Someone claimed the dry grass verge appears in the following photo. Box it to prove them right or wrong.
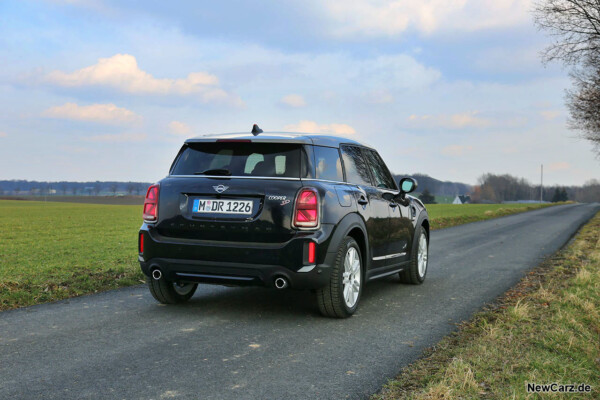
[375,212,600,400]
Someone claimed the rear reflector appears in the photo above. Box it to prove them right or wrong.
[143,184,159,222]
[139,233,144,254]
[308,242,316,264]
[293,188,319,228]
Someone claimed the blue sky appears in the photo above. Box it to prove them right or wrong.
[0,0,597,186]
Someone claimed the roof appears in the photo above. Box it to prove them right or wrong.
[185,132,371,148]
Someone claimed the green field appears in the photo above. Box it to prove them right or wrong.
[0,200,561,310]
[0,200,143,310]
[425,203,559,230]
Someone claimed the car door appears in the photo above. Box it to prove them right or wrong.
[363,149,413,265]
[340,145,391,269]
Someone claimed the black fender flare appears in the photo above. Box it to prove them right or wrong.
[325,212,370,269]
[412,210,430,255]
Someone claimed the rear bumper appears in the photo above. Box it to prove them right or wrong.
[138,224,336,289]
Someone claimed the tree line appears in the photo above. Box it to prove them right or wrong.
[0,180,152,196]
[471,173,599,203]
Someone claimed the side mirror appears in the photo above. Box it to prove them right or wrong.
[399,177,418,194]
[395,178,418,206]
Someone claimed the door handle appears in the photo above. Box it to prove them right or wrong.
[357,194,368,205]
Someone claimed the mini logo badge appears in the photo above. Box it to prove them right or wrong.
[213,185,229,193]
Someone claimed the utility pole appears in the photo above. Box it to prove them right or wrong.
[540,164,543,203]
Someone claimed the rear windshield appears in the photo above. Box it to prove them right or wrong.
[170,142,305,178]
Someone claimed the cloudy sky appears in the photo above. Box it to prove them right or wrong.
[0,0,598,186]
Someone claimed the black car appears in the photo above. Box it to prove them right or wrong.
[138,128,429,318]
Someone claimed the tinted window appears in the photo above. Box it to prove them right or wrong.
[364,149,396,189]
[313,146,343,182]
[171,143,302,178]
[341,146,372,186]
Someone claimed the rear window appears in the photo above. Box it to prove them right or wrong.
[170,142,305,178]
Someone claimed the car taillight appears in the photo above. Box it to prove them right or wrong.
[143,184,159,222]
[294,188,319,228]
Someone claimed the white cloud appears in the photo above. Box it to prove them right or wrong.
[85,133,147,143]
[441,144,474,156]
[540,110,561,120]
[169,121,192,136]
[284,120,356,136]
[408,111,491,129]
[42,102,141,124]
[280,94,306,108]
[45,54,243,105]
[548,161,570,171]
[60,145,92,154]
[367,90,395,104]
[321,0,532,37]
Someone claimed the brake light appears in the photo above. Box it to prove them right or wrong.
[143,184,159,222]
[294,188,319,228]
[139,232,144,254]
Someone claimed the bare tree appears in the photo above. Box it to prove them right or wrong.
[534,0,600,65]
[566,54,600,149]
[126,183,135,195]
[110,184,118,195]
[71,186,78,196]
[534,0,600,153]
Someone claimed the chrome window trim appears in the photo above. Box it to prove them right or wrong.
[372,252,406,261]
[302,178,400,194]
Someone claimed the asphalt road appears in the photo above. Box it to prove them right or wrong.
[1,203,598,400]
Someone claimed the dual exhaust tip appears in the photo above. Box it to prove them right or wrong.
[153,267,289,289]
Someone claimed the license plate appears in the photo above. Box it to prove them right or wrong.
[192,198,253,214]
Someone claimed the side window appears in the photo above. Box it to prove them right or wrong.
[313,146,343,182]
[341,145,372,186]
[364,150,396,190]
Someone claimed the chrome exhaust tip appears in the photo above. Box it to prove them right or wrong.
[274,277,288,289]
[151,269,162,280]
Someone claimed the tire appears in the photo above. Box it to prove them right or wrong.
[147,276,198,304]
[399,226,428,284]
[317,237,363,318]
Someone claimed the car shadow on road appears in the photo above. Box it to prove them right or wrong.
[139,275,412,320]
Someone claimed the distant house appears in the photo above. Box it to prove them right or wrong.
[452,195,471,204]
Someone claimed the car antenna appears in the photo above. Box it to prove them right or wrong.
[251,124,263,136]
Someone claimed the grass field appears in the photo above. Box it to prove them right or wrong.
[0,200,143,310]
[375,212,600,400]
[0,200,562,310]
[425,203,560,230]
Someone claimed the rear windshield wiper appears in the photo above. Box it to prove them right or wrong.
[194,168,232,176]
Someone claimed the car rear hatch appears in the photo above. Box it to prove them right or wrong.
[154,141,310,243]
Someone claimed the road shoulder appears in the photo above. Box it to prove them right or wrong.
[374,211,600,399]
